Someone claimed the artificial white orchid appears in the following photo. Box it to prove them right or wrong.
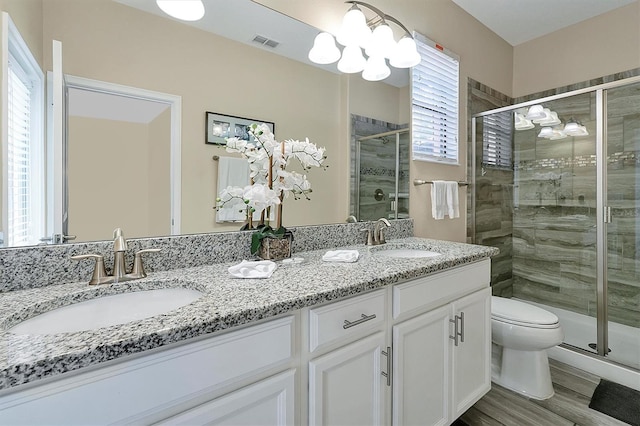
[216,123,327,249]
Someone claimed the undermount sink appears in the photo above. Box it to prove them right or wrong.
[376,248,442,259]
[9,288,203,335]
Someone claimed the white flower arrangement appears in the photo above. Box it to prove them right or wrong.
[216,123,326,253]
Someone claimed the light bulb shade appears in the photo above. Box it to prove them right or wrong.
[336,7,371,47]
[532,108,552,124]
[525,105,545,120]
[389,37,421,68]
[337,45,366,73]
[362,56,391,81]
[538,127,554,138]
[550,129,567,140]
[308,32,341,64]
[563,121,589,136]
[365,24,396,58]
[537,111,561,126]
[156,0,204,21]
[514,112,534,130]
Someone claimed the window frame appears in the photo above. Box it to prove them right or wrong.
[2,12,45,247]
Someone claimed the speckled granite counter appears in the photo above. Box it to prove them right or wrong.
[0,238,498,391]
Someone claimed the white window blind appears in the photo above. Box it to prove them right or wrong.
[7,57,34,246]
[411,33,459,164]
[482,111,513,169]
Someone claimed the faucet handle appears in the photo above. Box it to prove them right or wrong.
[71,254,109,285]
[360,228,373,246]
[130,248,161,278]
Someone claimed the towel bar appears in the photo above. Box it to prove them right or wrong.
[413,179,468,186]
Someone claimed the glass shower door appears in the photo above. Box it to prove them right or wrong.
[357,135,396,222]
[605,81,640,369]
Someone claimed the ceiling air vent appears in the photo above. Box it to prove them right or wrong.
[252,35,280,49]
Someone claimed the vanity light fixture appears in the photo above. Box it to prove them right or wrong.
[514,112,534,130]
[308,1,421,82]
[525,105,546,120]
[156,0,205,21]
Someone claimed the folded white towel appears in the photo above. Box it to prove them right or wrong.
[228,260,277,279]
[322,250,360,263]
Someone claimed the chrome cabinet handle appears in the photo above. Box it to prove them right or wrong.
[343,313,377,329]
[449,312,465,346]
[381,346,392,387]
[449,316,459,346]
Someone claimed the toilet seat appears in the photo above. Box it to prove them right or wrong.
[491,296,559,329]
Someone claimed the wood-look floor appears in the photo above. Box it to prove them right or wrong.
[456,359,630,426]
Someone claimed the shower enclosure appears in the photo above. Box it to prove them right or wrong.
[471,76,640,376]
[354,128,410,222]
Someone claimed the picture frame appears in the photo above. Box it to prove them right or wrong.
[205,111,275,145]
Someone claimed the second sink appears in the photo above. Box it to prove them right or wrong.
[9,288,203,335]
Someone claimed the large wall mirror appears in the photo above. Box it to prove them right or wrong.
[0,0,410,248]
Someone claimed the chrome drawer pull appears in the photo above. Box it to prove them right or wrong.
[343,313,377,329]
[449,316,459,346]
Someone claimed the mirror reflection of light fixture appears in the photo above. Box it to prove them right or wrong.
[537,111,561,126]
[538,126,554,138]
[525,105,546,120]
[308,1,421,82]
[563,120,589,136]
[514,112,534,130]
[156,0,205,21]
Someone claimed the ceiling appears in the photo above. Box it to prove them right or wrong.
[451,0,637,46]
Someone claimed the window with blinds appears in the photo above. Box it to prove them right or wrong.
[7,59,33,246]
[482,111,513,169]
[411,33,459,165]
[3,15,44,247]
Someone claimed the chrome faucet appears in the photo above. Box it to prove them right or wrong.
[362,218,392,246]
[72,228,160,285]
[374,218,391,245]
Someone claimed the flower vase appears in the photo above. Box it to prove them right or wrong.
[258,233,292,260]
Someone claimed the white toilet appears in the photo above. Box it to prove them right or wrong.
[491,296,564,400]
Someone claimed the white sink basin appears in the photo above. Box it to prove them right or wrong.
[376,248,442,259]
[9,288,203,335]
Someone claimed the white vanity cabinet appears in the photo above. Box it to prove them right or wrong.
[0,316,296,425]
[306,289,388,426]
[391,260,491,426]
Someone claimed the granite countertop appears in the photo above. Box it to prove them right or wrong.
[0,237,498,391]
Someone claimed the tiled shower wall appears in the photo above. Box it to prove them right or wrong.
[467,79,514,297]
[350,115,409,222]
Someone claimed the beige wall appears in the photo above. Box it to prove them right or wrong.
[147,108,171,237]
[68,117,152,241]
[2,0,42,67]
[258,0,514,242]
[513,1,640,97]
[42,0,348,235]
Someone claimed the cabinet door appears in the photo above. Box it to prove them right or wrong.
[392,305,451,426]
[157,369,296,425]
[309,332,387,426]
[450,287,491,419]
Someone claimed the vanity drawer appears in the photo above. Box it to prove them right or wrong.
[393,260,490,319]
[309,289,386,353]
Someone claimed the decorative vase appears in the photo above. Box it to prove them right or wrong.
[258,233,292,260]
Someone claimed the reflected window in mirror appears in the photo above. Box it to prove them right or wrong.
[2,14,45,247]
[482,111,513,169]
[411,32,459,165]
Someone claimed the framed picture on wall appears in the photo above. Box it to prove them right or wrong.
[205,112,275,145]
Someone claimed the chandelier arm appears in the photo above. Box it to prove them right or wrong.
[344,1,413,38]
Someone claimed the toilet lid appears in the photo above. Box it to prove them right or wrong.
[491,296,559,327]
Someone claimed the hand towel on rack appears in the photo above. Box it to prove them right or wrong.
[431,180,447,219]
[430,180,459,219]
[216,157,250,222]
[445,181,459,219]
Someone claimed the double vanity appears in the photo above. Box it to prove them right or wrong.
[0,222,497,425]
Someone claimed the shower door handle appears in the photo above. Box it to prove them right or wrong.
[604,206,612,223]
